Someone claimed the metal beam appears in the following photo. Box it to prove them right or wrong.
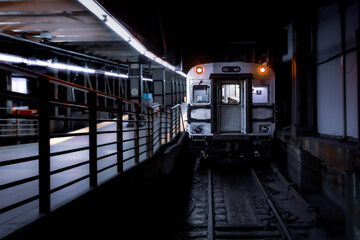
[0,10,89,17]
[0,0,84,12]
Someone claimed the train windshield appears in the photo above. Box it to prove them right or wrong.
[193,85,210,104]
[222,84,240,104]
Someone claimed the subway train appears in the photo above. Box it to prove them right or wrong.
[186,61,275,162]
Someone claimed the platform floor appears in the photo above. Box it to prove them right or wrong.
[0,119,154,237]
[0,103,187,238]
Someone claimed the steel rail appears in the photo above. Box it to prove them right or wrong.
[250,168,294,240]
[207,168,214,240]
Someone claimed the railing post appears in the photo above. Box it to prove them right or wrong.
[38,78,51,213]
[170,108,173,141]
[150,107,154,156]
[164,108,168,144]
[159,107,163,145]
[174,106,178,135]
[176,106,179,134]
[116,99,123,173]
[134,104,140,164]
[147,107,154,157]
[180,105,185,132]
[178,106,181,133]
[88,91,97,188]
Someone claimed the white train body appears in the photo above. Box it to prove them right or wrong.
[186,61,275,159]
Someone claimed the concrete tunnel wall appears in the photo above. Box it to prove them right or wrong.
[277,0,360,238]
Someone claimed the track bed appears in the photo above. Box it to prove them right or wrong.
[172,161,343,239]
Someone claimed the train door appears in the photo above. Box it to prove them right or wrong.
[211,74,253,135]
[218,80,245,133]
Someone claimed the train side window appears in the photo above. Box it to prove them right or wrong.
[192,85,210,104]
[222,84,240,104]
[252,85,269,103]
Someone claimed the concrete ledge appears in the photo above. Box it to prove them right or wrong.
[277,130,359,173]
[276,130,360,239]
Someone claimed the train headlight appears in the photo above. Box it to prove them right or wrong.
[259,125,270,133]
[195,66,204,74]
[192,124,203,134]
[194,126,202,133]
[258,66,266,73]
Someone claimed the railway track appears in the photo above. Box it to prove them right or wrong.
[172,161,333,240]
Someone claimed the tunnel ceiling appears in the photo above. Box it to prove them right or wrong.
[0,0,151,64]
[0,0,323,72]
[97,0,324,69]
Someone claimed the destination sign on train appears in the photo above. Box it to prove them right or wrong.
[222,66,241,72]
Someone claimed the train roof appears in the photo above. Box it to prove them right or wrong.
[187,61,275,81]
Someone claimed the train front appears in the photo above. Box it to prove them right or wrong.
[186,62,275,162]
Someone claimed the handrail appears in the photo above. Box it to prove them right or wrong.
[0,61,184,228]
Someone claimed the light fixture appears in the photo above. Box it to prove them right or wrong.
[195,66,204,74]
[77,0,186,78]
[259,66,266,73]
[105,71,128,78]
[0,53,23,63]
[47,62,96,74]
[142,77,153,82]
[0,53,130,77]
[176,70,187,78]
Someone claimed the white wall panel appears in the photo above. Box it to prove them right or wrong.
[346,51,358,138]
[317,58,344,137]
[316,0,358,139]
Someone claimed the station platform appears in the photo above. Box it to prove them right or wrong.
[0,103,188,239]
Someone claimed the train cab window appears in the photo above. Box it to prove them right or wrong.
[222,84,240,104]
[193,85,210,104]
[252,85,269,103]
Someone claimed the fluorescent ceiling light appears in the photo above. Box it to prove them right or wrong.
[25,59,49,67]
[47,62,96,74]
[105,71,128,78]
[77,0,187,78]
[0,53,128,77]
[0,53,23,63]
[176,71,187,78]
[144,51,156,61]
[142,77,153,82]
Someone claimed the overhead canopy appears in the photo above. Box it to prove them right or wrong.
[0,0,185,75]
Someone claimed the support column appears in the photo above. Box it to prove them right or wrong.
[165,70,173,107]
[181,77,186,102]
[153,68,165,105]
[357,29,360,150]
[345,170,360,240]
[175,77,180,104]
[291,17,317,139]
[0,71,12,114]
[129,63,143,103]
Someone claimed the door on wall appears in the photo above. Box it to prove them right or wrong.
[218,80,246,133]
[211,73,253,135]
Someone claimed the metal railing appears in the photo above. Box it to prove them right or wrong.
[0,118,38,138]
[0,61,184,224]
[0,107,39,138]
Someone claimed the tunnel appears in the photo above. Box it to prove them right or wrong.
[0,0,359,239]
